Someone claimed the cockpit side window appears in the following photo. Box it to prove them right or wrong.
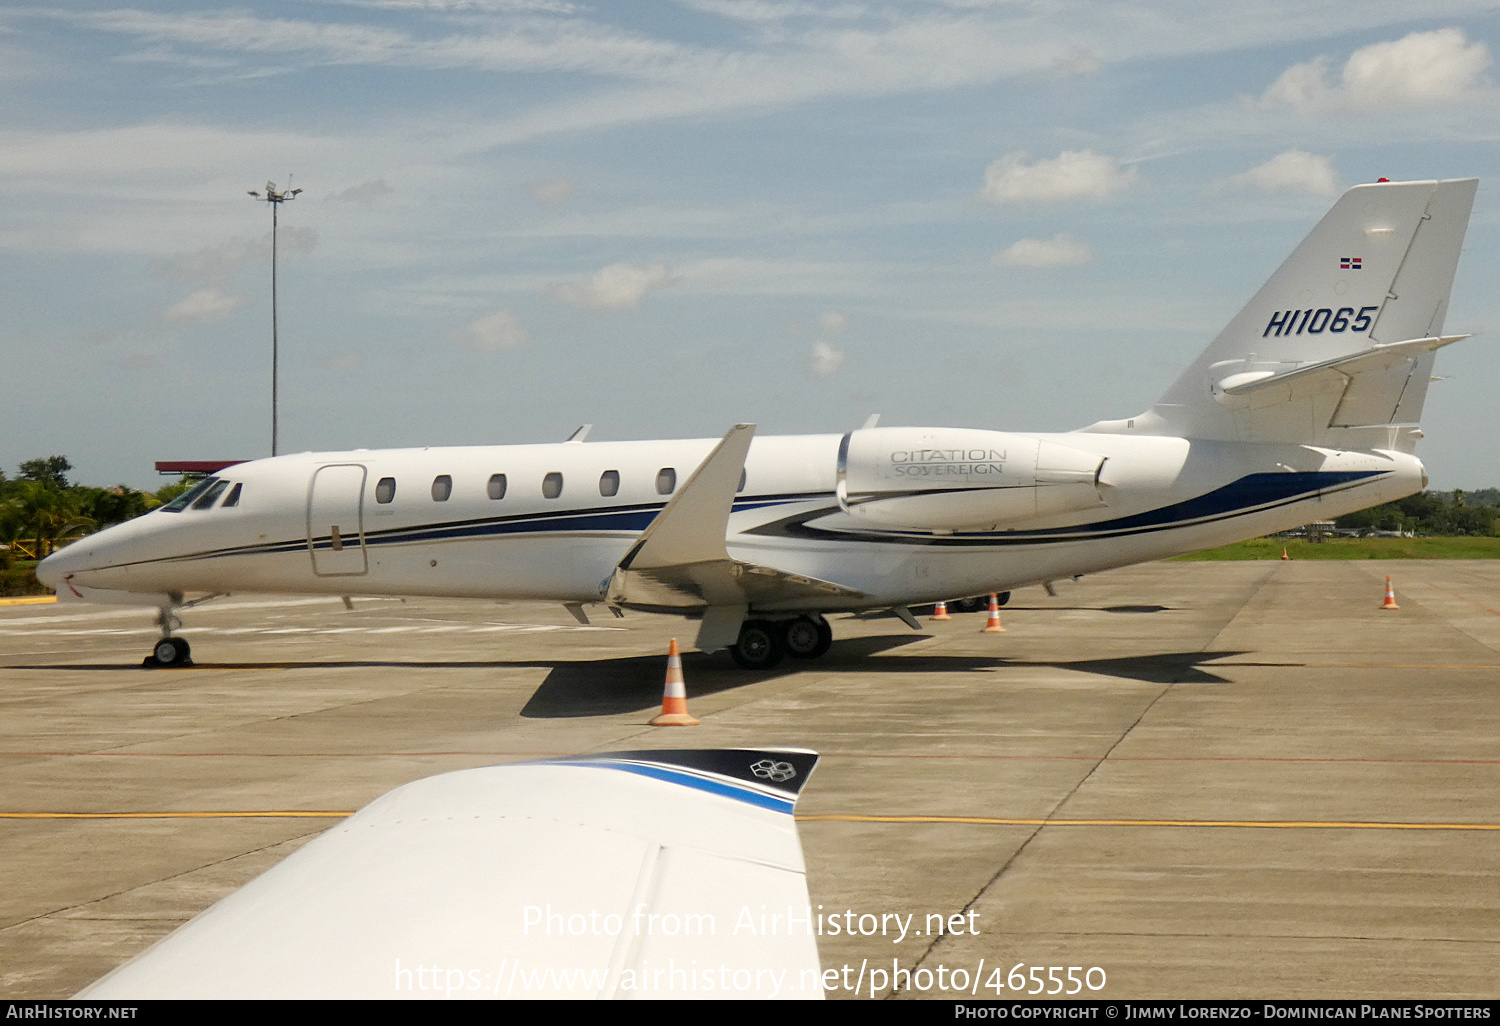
[160,477,219,513]
[221,483,243,508]
[191,480,230,510]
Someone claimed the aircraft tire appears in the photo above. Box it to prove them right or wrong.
[730,620,785,670]
[150,637,192,668]
[996,591,1011,606]
[782,616,832,659]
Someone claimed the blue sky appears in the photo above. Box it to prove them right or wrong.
[2,1,1497,489]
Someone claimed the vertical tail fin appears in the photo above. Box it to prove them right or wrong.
[1133,178,1477,448]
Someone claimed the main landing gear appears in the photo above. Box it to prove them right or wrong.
[729,615,833,670]
[955,592,1009,613]
[144,606,192,668]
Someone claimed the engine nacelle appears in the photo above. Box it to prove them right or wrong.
[837,427,1107,531]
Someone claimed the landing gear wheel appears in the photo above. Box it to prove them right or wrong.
[730,619,785,670]
[147,636,192,668]
[996,591,1011,607]
[782,616,833,659]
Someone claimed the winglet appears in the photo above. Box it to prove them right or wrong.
[618,424,755,571]
[608,423,862,628]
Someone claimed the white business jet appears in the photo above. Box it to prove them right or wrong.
[38,178,1478,669]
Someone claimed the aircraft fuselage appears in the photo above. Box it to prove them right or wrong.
[42,431,1421,612]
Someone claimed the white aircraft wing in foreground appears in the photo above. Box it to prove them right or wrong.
[79,748,823,1000]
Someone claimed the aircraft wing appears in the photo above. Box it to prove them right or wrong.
[607,423,862,613]
[79,749,823,1000]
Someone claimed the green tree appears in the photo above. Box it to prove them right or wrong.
[154,478,194,505]
[18,456,72,489]
[10,481,94,558]
[0,497,24,569]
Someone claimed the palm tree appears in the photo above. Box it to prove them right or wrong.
[11,481,95,560]
[0,498,25,569]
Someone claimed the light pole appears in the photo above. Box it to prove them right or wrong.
[247,180,301,457]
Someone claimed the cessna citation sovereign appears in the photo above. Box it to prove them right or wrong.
[39,178,1478,669]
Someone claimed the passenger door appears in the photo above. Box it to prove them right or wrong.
[308,464,368,576]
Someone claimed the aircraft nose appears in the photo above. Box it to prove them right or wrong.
[35,548,71,589]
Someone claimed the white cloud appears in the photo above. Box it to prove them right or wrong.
[463,309,530,351]
[332,1,579,11]
[164,229,317,288]
[164,237,260,287]
[273,226,320,256]
[818,309,847,333]
[327,179,394,204]
[980,150,1136,205]
[546,262,678,311]
[809,339,845,378]
[161,288,250,323]
[1231,151,1337,196]
[526,178,576,205]
[1260,28,1491,111]
[674,0,860,21]
[992,234,1092,268]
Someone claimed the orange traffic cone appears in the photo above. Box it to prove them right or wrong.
[931,600,952,621]
[650,639,699,726]
[1281,547,1290,560]
[981,593,1007,633]
[1379,576,1400,610]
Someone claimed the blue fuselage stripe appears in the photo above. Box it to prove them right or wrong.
[135,470,1386,567]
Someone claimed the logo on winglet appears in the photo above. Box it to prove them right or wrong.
[750,759,796,782]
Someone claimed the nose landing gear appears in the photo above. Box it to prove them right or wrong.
[144,606,192,668]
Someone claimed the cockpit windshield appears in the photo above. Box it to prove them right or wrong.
[159,477,220,513]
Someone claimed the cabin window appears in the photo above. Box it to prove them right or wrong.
[220,483,243,508]
[160,477,219,513]
[191,479,229,510]
[375,477,396,504]
[738,469,746,493]
[599,470,620,497]
[655,467,677,495]
[542,472,564,499]
[487,473,507,500]
[431,475,452,502]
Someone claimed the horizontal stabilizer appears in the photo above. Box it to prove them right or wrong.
[1216,335,1469,398]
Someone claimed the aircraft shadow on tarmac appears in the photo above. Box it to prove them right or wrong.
[520,635,922,718]
[518,643,1249,718]
[5,640,1246,717]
